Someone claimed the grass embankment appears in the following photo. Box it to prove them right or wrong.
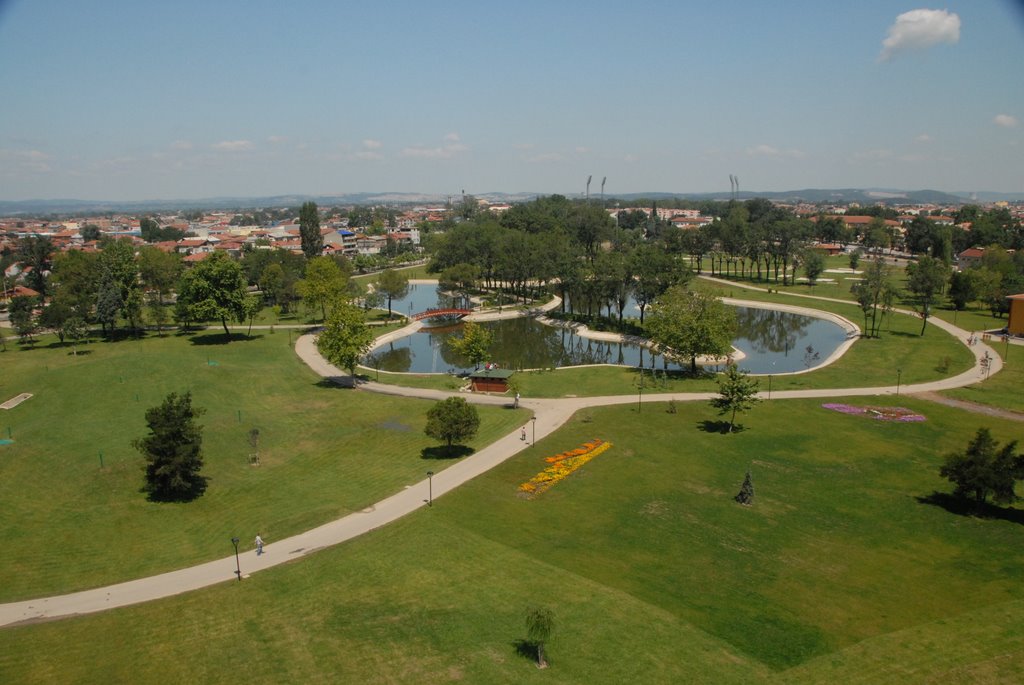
[0,331,527,600]
[2,399,1022,682]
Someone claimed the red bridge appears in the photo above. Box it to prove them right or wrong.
[411,308,472,321]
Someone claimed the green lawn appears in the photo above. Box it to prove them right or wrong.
[0,331,527,600]
[2,399,1022,683]
[942,341,1024,414]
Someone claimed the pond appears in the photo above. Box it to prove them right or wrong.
[369,284,850,375]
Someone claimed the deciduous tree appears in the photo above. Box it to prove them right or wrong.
[176,252,250,337]
[906,255,949,336]
[424,397,480,450]
[525,606,555,669]
[711,365,761,433]
[647,286,737,373]
[450,321,493,369]
[316,302,374,380]
[375,268,409,320]
[297,255,348,321]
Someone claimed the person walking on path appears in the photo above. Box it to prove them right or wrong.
[255,534,264,556]
[514,392,520,408]
[521,426,527,441]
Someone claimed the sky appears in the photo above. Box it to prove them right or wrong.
[1,0,1023,201]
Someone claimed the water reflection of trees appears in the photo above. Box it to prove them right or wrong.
[373,345,413,373]
[735,307,812,354]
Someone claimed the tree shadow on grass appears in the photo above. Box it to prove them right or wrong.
[916,491,1024,525]
[512,639,539,663]
[188,332,262,345]
[315,376,357,390]
[421,445,474,460]
[697,420,745,434]
[141,476,209,503]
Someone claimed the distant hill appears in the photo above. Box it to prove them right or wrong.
[1,188,1020,216]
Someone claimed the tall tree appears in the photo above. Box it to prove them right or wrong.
[297,255,348,321]
[451,321,493,369]
[299,201,323,259]
[906,256,949,336]
[711,365,761,433]
[138,246,182,306]
[424,397,480,450]
[632,245,685,325]
[940,428,1022,506]
[802,249,826,287]
[134,391,207,501]
[375,268,410,320]
[647,286,737,373]
[9,295,38,344]
[316,302,374,380]
[16,236,54,296]
[50,249,99,320]
[176,251,250,336]
[99,239,142,334]
[850,258,893,338]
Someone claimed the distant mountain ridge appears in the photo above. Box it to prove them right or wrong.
[1,188,1021,215]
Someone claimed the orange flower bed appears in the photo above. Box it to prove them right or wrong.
[519,439,612,498]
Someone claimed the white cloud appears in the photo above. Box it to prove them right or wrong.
[353,151,384,161]
[745,144,805,159]
[362,139,383,149]
[170,140,193,150]
[212,140,254,152]
[994,114,1019,128]
[267,135,288,144]
[0,148,52,173]
[853,148,895,161]
[879,9,960,62]
[401,135,468,159]
[914,133,932,142]
[524,152,564,163]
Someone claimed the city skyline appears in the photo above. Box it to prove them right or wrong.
[1,0,1023,202]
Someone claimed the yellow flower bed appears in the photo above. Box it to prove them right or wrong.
[519,439,612,498]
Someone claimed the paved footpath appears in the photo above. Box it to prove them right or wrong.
[0,293,1005,628]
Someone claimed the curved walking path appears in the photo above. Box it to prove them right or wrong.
[0,287,1006,628]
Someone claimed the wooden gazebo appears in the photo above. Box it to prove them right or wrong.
[468,368,514,393]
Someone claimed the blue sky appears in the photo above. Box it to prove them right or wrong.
[1,0,1022,201]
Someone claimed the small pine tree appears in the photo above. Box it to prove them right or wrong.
[734,471,754,505]
[134,392,207,501]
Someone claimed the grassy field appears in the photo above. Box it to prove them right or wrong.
[2,399,1022,683]
[942,341,1024,414]
[0,330,527,600]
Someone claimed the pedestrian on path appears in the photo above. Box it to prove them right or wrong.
[255,534,264,555]
[514,392,520,408]
[521,426,527,441]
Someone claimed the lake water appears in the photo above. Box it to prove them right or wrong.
[370,284,849,375]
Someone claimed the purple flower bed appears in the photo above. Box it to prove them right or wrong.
[822,403,926,422]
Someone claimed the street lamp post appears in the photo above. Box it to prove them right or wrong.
[531,415,537,448]
[231,536,241,581]
[426,470,433,507]
[767,374,772,400]
[896,368,902,396]
[636,372,643,413]
[1004,334,1010,365]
